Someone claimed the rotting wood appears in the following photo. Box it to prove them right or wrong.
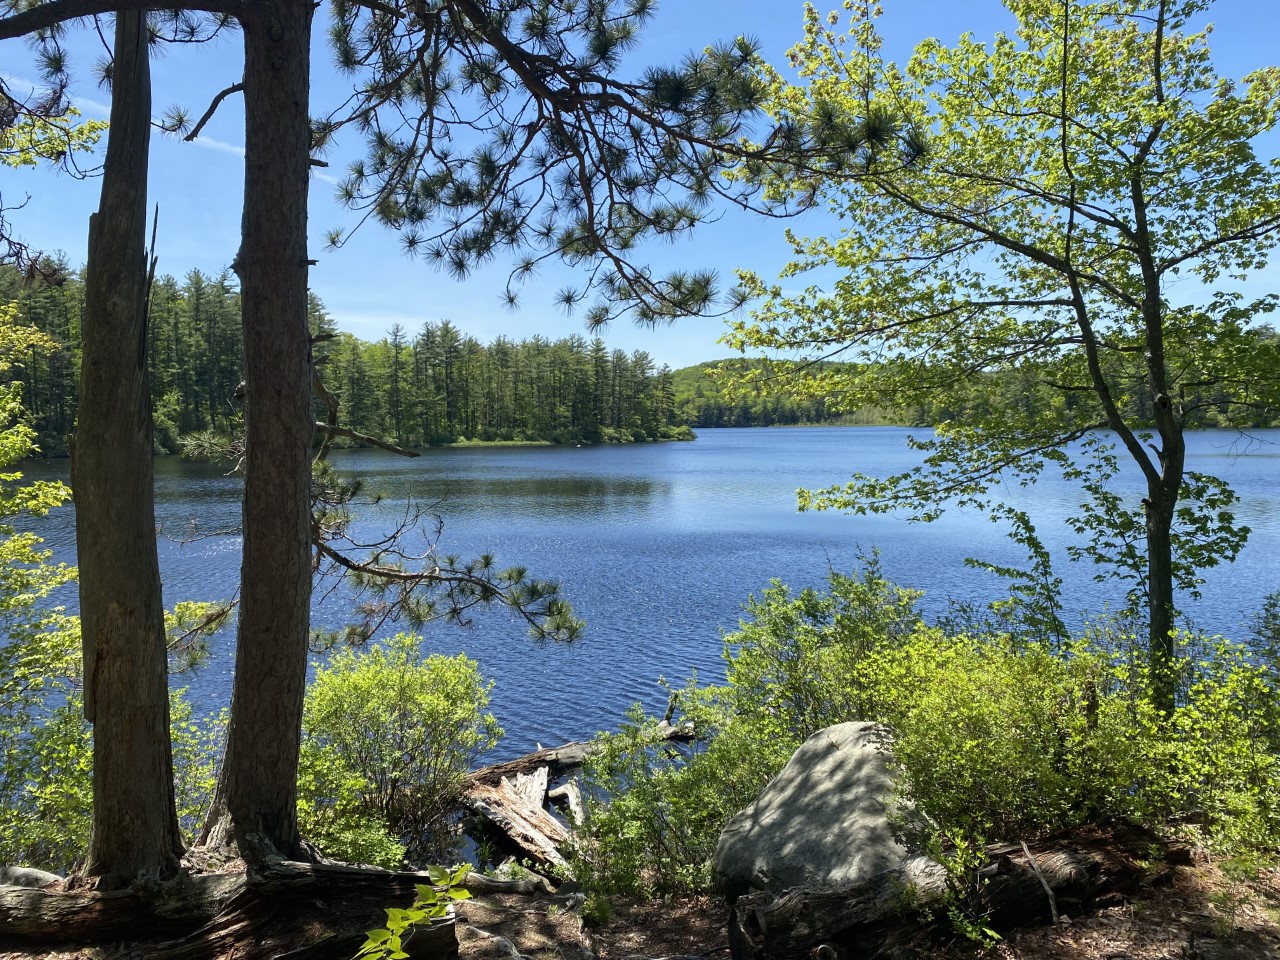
[511,766,550,808]
[465,774,572,869]
[727,841,1126,960]
[461,723,692,867]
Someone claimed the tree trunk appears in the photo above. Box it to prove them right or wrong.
[73,9,182,889]
[1146,484,1179,715]
[202,0,315,858]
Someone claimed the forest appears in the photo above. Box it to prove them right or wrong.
[14,261,1272,451]
[0,263,693,452]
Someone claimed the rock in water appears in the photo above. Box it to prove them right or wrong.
[711,721,914,898]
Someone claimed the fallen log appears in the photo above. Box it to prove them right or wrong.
[461,722,694,866]
[0,870,242,945]
[465,772,572,869]
[727,840,1124,960]
[0,860,460,960]
[150,860,459,960]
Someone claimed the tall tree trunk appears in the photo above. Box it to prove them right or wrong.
[74,9,182,888]
[201,0,315,858]
[1146,478,1180,716]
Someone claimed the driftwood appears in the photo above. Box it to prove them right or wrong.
[0,859,459,959]
[462,722,694,866]
[465,772,572,869]
[728,840,1124,960]
[548,781,586,824]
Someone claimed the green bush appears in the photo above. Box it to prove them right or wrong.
[571,564,925,897]
[0,655,226,873]
[298,634,501,866]
[572,693,791,897]
[720,560,925,741]
[571,570,1280,899]
[856,631,1157,841]
[171,693,227,842]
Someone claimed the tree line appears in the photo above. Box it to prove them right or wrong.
[0,263,691,454]
[672,355,1280,431]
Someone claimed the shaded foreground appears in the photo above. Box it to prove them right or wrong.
[3,828,1280,960]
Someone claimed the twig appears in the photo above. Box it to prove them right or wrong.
[184,81,244,142]
[1020,840,1058,924]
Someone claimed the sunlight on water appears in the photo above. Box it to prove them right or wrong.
[19,427,1280,756]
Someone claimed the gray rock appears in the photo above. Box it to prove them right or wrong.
[711,721,914,898]
[0,864,63,888]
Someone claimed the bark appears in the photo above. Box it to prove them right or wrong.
[201,0,316,858]
[73,9,182,888]
[0,872,241,945]
[1146,485,1180,715]
[727,840,1131,960]
[0,863,457,959]
[1131,157,1186,718]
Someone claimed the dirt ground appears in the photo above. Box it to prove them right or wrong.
[456,859,1280,960]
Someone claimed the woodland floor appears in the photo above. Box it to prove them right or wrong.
[3,848,1279,960]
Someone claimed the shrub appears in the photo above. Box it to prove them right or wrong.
[299,634,501,866]
[719,560,924,742]
[171,693,227,842]
[571,563,925,897]
[571,569,1280,898]
[856,631,1159,841]
[1149,638,1280,854]
[0,656,226,872]
[571,693,791,897]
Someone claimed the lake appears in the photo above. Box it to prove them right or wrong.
[22,426,1280,756]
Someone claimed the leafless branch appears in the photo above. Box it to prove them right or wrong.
[184,81,244,142]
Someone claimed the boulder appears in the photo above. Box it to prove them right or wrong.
[711,721,915,898]
[0,865,62,888]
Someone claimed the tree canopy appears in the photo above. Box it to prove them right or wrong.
[729,0,1280,708]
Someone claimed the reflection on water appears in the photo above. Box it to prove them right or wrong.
[18,427,1280,757]
[371,476,667,521]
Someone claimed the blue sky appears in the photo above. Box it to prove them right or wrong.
[2,0,1277,369]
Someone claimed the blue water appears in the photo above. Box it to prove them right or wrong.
[21,427,1280,755]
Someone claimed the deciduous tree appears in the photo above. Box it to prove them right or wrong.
[731,0,1280,710]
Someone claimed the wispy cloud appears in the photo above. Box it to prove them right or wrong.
[76,96,111,119]
[187,135,246,158]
